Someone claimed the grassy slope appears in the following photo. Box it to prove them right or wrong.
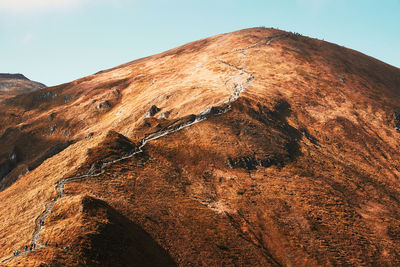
[1,28,400,266]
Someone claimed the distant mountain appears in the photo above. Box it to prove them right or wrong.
[0,73,46,101]
[0,73,29,80]
[0,28,400,266]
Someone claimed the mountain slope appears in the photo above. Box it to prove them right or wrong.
[0,73,45,101]
[0,28,400,266]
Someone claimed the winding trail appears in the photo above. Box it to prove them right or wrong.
[1,34,287,263]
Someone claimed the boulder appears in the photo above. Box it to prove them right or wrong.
[96,101,111,109]
[145,105,161,118]
[159,111,170,119]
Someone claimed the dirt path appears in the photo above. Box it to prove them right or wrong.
[1,34,286,264]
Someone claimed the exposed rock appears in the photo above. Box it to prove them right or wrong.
[50,124,57,135]
[393,111,400,132]
[38,91,57,101]
[113,89,121,96]
[226,158,234,169]
[198,105,231,120]
[63,95,73,104]
[96,101,111,109]
[159,111,170,119]
[145,105,161,118]
[9,150,17,164]
[226,156,283,170]
[64,130,72,138]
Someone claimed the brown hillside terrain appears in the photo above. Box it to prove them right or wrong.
[0,74,45,101]
[1,27,400,266]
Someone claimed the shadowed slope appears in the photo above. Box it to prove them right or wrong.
[4,195,177,266]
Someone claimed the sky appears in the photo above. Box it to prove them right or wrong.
[0,0,399,86]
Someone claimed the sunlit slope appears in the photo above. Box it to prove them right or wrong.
[1,27,400,266]
[0,73,45,101]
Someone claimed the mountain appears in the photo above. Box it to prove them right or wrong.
[0,73,46,101]
[0,27,400,266]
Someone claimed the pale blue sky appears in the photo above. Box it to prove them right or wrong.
[0,0,399,86]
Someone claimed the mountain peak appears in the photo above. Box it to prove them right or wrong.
[1,28,400,266]
[0,73,46,101]
[0,73,29,81]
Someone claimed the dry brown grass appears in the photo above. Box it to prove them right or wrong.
[1,27,400,266]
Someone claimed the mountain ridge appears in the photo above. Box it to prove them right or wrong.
[0,73,29,80]
[0,73,46,102]
[1,27,400,266]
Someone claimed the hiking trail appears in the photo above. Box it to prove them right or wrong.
[1,34,286,263]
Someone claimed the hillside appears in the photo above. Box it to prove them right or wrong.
[0,27,400,266]
[0,73,45,102]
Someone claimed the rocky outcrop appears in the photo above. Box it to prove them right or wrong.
[96,101,111,109]
[393,112,400,132]
[199,105,231,118]
[145,105,161,118]
[50,124,57,135]
[226,156,283,170]
[159,111,170,119]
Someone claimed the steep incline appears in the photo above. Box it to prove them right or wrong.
[0,28,400,266]
[2,45,256,264]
